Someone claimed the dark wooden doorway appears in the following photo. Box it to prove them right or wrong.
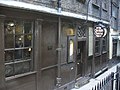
[76,41,86,78]
[40,21,58,90]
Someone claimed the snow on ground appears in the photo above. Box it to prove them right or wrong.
[71,63,120,90]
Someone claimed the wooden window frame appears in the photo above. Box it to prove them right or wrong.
[95,38,100,55]
[4,19,34,78]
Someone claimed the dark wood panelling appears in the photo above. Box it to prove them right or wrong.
[101,53,107,68]
[86,56,92,75]
[0,15,6,90]
[41,21,58,68]
[94,56,101,73]
[61,63,75,86]
[40,67,57,90]
[60,24,68,64]
[6,74,36,90]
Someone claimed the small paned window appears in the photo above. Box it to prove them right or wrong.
[102,36,107,52]
[92,0,100,8]
[102,0,107,10]
[77,0,86,4]
[4,20,33,77]
[95,0,98,4]
[112,5,118,18]
[77,26,86,38]
[95,38,100,54]
[112,39,117,57]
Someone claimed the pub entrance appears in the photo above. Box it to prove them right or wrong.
[76,41,86,78]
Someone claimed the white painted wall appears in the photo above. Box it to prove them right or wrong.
[109,28,113,59]
[88,27,93,56]
[117,40,120,56]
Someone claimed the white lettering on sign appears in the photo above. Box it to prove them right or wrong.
[94,26,107,37]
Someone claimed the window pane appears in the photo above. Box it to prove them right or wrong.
[68,39,74,63]
[15,35,24,48]
[24,34,32,47]
[15,63,23,75]
[5,34,14,48]
[69,40,74,61]
[15,21,23,34]
[14,62,30,75]
[5,64,14,77]
[95,47,99,53]
[23,48,32,59]
[4,21,15,34]
[5,51,14,63]
[95,41,100,46]
[4,20,33,77]
[24,22,32,34]
[15,50,22,60]
[23,61,30,73]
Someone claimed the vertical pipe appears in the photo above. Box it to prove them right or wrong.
[100,0,102,20]
[58,16,61,77]
[56,16,61,87]
[58,0,61,13]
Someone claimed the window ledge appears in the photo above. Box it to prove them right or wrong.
[5,71,37,81]
[92,3,100,9]
[102,51,107,54]
[95,53,101,57]
[102,8,108,12]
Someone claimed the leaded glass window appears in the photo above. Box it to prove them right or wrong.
[77,26,86,38]
[4,20,33,77]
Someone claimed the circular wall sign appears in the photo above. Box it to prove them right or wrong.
[94,25,107,37]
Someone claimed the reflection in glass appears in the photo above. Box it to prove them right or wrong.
[15,50,22,60]
[23,48,32,59]
[4,20,33,77]
[4,21,15,34]
[24,34,32,47]
[5,51,14,63]
[15,63,23,75]
[15,35,24,48]
[69,40,74,61]
[5,64,14,77]
[15,21,23,34]
[5,34,14,48]
[24,22,32,34]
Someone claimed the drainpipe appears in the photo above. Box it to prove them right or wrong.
[57,0,61,13]
[100,0,102,20]
[55,0,62,87]
[56,16,62,87]
[85,0,91,23]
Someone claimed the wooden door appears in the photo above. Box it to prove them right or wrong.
[40,21,58,90]
[76,41,86,78]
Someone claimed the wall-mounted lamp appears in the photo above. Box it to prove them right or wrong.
[65,28,75,36]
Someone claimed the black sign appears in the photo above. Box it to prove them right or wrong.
[94,25,107,37]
